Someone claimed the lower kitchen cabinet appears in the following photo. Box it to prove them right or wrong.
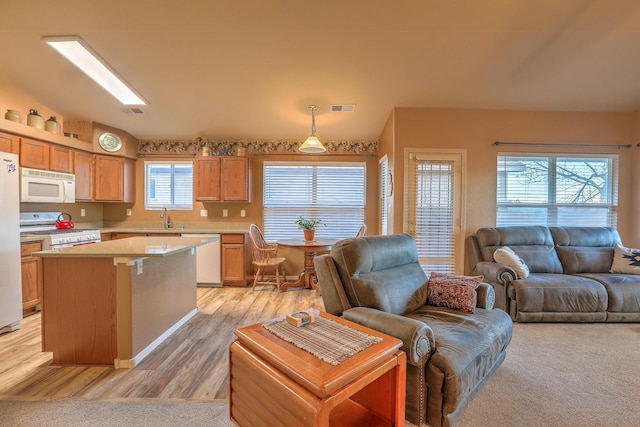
[221,233,250,286]
[21,241,43,317]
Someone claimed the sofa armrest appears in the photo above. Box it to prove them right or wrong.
[476,282,495,310]
[474,261,517,286]
[342,307,434,367]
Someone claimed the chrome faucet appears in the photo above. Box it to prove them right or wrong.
[160,207,172,229]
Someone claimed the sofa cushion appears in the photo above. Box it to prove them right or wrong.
[609,244,640,275]
[550,226,621,247]
[578,273,640,314]
[507,273,608,316]
[550,226,620,274]
[493,246,529,278]
[330,234,429,315]
[475,226,563,273]
[427,273,483,314]
[555,246,615,274]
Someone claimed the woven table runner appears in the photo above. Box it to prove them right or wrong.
[263,316,382,366]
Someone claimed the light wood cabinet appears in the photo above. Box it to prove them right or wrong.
[21,241,43,317]
[20,138,50,169]
[74,150,94,201]
[221,233,249,286]
[194,157,221,201]
[0,132,19,154]
[221,156,253,202]
[195,156,252,202]
[94,155,136,202]
[49,145,73,173]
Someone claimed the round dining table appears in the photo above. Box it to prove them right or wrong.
[277,238,338,291]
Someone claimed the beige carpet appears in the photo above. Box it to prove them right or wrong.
[2,323,638,426]
[457,322,640,427]
[0,398,235,427]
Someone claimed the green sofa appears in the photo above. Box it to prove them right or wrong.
[467,226,640,322]
[314,234,513,427]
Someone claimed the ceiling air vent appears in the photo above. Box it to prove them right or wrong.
[330,104,356,112]
[120,107,145,114]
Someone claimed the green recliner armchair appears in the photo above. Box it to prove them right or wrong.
[314,234,513,427]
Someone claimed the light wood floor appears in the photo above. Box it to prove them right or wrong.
[0,287,324,401]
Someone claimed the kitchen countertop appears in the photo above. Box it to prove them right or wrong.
[20,235,46,243]
[100,227,247,234]
[33,236,218,258]
[100,221,251,234]
[19,222,249,243]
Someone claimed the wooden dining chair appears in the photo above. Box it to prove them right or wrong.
[248,224,286,291]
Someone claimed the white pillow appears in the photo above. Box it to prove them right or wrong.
[610,244,640,274]
[493,246,529,279]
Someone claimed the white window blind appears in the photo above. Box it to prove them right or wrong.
[497,154,618,227]
[406,153,462,274]
[144,161,193,209]
[263,162,366,240]
[379,156,389,235]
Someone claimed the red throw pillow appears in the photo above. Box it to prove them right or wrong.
[427,272,483,314]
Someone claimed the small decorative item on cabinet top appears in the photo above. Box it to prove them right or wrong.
[5,109,21,123]
[45,116,61,134]
[27,109,44,129]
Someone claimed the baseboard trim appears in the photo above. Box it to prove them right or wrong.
[114,308,198,369]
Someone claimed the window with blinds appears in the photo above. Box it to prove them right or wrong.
[406,151,464,274]
[144,161,194,209]
[379,156,389,235]
[263,162,366,240]
[496,154,618,227]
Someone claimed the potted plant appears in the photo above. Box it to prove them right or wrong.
[295,216,325,241]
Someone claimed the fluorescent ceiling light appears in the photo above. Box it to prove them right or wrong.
[42,36,146,105]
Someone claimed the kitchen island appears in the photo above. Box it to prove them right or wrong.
[34,236,218,368]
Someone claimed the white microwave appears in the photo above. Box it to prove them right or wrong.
[20,167,76,203]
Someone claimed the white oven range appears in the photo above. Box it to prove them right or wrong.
[20,212,101,250]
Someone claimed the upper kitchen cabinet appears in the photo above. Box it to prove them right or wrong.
[19,138,74,173]
[195,156,252,202]
[74,150,94,201]
[221,157,253,202]
[194,157,221,201]
[0,132,19,154]
[20,138,50,169]
[94,154,135,202]
[49,144,73,173]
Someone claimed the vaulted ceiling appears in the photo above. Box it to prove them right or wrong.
[2,0,640,142]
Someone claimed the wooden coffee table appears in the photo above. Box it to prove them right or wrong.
[229,311,406,426]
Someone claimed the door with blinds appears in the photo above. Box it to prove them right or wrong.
[405,150,465,274]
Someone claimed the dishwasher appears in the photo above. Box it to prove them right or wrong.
[181,233,221,286]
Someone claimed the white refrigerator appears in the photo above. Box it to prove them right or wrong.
[0,151,22,334]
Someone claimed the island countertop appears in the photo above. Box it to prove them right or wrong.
[33,236,218,258]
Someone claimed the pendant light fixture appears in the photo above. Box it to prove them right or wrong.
[299,105,326,153]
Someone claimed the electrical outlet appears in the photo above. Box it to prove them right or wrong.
[80,209,86,217]
[126,209,132,216]
[200,209,208,217]
[240,209,246,217]
[222,209,229,217]
[137,260,143,275]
